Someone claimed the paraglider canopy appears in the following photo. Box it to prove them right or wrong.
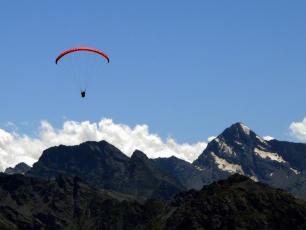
[55,47,110,64]
[55,47,109,98]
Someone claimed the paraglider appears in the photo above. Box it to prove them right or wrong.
[55,47,109,98]
[55,47,110,64]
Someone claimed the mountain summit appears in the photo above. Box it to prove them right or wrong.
[27,140,184,201]
[194,122,306,199]
[4,162,31,175]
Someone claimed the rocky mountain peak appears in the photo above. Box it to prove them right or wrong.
[4,162,31,175]
[219,122,260,144]
[231,122,251,133]
[193,122,296,186]
[236,122,251,134]
[131,150,149,161]
[27,140,184,201]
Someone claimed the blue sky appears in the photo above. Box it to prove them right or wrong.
[1,0,306,142]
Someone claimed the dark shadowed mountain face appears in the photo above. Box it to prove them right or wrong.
[27,141,184,201]
[127,150,184,200]
[269,140,306,171]
[0,173,158,230]
[154,156,211,190]
[165,174,306,230]
[4,162,31,175]
[0,173,306,230]
[193,122,306,200]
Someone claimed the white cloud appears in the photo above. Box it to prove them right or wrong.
[0,119,207,171]
[290,118,306,141]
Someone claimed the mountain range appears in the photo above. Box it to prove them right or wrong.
[26,141,184,201]
[2,122,306,229]
[18,122,306,201]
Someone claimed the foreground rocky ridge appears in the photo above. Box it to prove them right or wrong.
[166,174,306,230]
[0,173,156,229]
[0,173,305,230]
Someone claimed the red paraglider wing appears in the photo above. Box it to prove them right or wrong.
[55,47,110,64]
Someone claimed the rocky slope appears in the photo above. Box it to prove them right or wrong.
[4,162,31,175]
[0,173,158,229]
[165,174,306,230]
[193,122,306,199]
[0,173,305,229]
[27,141,184,201]
[154,156,211,190]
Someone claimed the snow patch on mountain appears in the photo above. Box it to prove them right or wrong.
[239,123,251,135]
[254,148,285,163]
[194,165,204,171]
[207,136,216,142]
[263,136,274,141]
[290,168,300,175]
[214,138,235,156]
[234,141,243,146]
[249,176,258,182]
[211,152,244,174]
[256,135,267,144]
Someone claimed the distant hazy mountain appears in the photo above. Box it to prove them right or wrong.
[4,162,31,175]
[0,173,305,229]
[154,156,211,190]
[27,141,184,201]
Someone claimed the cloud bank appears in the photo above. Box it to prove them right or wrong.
[290,117,306,141]
[0,119,207,171]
